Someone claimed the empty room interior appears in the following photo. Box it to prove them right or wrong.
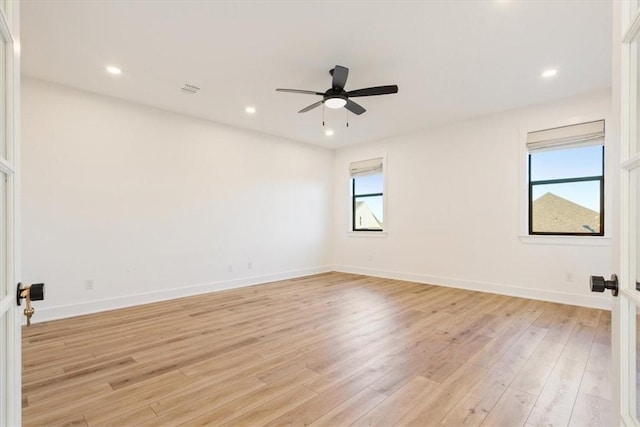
[7,0,633,426]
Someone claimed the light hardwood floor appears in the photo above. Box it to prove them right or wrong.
[22,272,613,426]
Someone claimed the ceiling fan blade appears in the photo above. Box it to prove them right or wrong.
[331,65,349,90]
[276,89,324,95]
[344,99,366,115]
[298,100,323,113]
[347,85,399,97]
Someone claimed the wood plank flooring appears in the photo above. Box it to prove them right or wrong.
[22,272,613,426]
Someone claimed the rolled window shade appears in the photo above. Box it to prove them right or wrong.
[526,120,605,152]
[349,157,383,177]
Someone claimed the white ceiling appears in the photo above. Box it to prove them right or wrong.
[21,1,612,149]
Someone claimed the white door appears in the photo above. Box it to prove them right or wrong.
[614,1,640,425]
[0,0,19,425]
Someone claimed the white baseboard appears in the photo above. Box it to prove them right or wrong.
[33,264,611,324]
[332,265,612,311]
[33,266,332,323]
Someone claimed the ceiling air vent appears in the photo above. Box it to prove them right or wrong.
[180,84,200,94]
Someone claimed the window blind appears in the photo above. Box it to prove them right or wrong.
[526,120,605,153]
[349,157,383,177]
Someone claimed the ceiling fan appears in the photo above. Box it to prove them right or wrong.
[276,65,398,116]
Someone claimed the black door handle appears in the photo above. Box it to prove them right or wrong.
[16,283,45,326]
[17,283,44,304]
[590,274,618,296]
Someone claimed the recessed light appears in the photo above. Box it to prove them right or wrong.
[542,68,558,78]
[325,129,334,137]
[245,106,256,115]
[106,66,122,75]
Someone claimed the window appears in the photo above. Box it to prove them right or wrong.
[350,157,384,231]
[527,120,605,236]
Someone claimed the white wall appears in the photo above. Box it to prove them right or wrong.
[22,78,333,321]
[332,89,615,309]
[23,77,615,321]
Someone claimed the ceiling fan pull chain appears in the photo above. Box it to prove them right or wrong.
[322,104,325,127]
[346,109,349,128]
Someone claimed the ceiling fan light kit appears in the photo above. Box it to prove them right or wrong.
[324,96,347,109]
[276,65,398,121]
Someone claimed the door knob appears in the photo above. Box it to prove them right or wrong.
[590,274,618,296]
[16,283,45,326]
[29,283,45,301]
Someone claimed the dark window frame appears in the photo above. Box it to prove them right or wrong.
[352,176,384,232]
[528,145,604,236]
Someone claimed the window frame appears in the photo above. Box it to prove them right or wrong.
[351,175,384,232]
[528,145,605,236]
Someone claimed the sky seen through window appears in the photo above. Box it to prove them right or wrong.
[530,145,603,212]
[354,173,384,222]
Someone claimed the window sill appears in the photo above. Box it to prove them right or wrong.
[346,231,388,238]
[519,235,612,246]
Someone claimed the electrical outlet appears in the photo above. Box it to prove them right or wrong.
[248,261,253,270]
[84,280,94,290]
[227,264,233,273]
[565,272,573,283]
